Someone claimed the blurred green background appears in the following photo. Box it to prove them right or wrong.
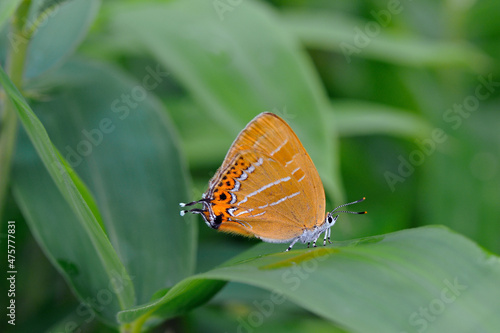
[1,0,499,332]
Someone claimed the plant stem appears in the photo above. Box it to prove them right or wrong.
[120,310,153,333]
[0,0,32,219]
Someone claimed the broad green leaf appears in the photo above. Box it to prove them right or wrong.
[192,283,350,333]
[13,59,196,317]
[54,147,105,231]
[192,307,348,333]
[107,0,344,202]
[13,133,127,324]
[0,63,135,322]
[281,11,491,71]
[330,100,432,138]
[24,0,100,79]
[31,0,74,19]
[118,226,500,333]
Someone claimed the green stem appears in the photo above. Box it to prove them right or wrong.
[0,0,32,219]
[119,310,153,333]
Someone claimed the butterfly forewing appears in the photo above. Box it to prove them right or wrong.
[205,113,325,241]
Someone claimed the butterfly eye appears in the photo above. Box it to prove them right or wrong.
[213,214,223,227]
[327,215,334,224]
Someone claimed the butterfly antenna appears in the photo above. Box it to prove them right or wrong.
[330,197,366,215]
[180,208,205,216]
[179,199,210,216]
[179,199,209,207]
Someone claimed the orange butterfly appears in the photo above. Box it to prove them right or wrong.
[180,112,365,251]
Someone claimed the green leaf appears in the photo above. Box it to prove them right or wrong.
[281,11,491,71]
[330,100,432,138]
[32,0,74,19]
[106,0,344,202]
[119,279,226,329]
[11,58,197,321]
[1,61,135,323]
[24,0,100,79]
[118,226,500,332]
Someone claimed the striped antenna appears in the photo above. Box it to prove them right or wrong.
[330,197,366,215]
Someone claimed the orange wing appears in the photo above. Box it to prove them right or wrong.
[205,113,325,242]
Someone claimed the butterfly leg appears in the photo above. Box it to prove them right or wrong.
[307,242,310,248]
[312,237,319,248]
[327,227,332,244]
[286,238,300,252]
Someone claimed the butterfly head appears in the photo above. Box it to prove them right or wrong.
[324,197,367,225]
[180,197,224,230]
[324,213,339,228]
